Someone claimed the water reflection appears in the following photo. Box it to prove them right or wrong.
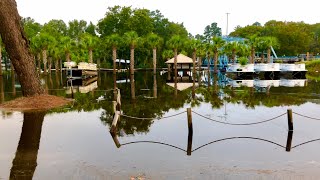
[9,111,45,180]
[109,127,320,156]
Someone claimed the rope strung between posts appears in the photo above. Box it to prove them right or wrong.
[292,112,320,120]
[192,111,287,125]
[192,137,286,152]
[120,111,187,120]
[292,138,320,149]
[121,141,187,152]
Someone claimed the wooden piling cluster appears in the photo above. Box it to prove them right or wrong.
[110,88,121,133]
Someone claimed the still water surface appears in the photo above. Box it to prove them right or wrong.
[1,71,320,179]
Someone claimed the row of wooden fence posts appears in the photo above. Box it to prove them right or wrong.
[109,102,295,153]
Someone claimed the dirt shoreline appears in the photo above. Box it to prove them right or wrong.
[0,94,72,112]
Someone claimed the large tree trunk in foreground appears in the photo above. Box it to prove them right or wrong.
[0,0,44,96]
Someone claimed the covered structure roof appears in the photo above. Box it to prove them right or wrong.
[165,54,193,64]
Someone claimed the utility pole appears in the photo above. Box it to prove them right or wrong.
[226,13,230,36]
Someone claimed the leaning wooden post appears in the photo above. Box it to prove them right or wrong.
[112,101,117,114]
[286,130,293,152]
[287,109,293,131]
[110,131,121,148]
[116,89,121,111]
[110,111,120,133]
[187,108,193,156]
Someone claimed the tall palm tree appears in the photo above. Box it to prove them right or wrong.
[30,35,42,74]
[211,36,226,73]
[188,38,201,73]
[245,35,259,64]
[196,43,207,69]
[167,35,184,79]
[80,33,99,64]
[105,34,122,74]
[124,31,140,75]
[39,33,55,75]
[162,49,174,77]
[146,33,163,74]
[264,37,279,63]
[61,36,74,62]
[225,41,240,64]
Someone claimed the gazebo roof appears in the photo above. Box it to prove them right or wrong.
[165,54,193,64]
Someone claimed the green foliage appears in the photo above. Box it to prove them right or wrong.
[238,57,248,66]
[203,22,222,42]
[230,20,316,56]
[306,59,320,73]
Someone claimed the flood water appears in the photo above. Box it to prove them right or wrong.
[1,70,320,179]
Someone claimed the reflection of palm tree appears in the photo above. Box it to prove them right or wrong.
[10,111,45,180]
[153,74,157,98]
[130,74,135,100]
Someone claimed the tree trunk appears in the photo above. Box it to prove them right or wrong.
[251,48,255,64]
[153,48,157,74]
[214,51,218,73]
[112,47,116,75]
[55,59,59,72]
[0,0,44,96]
[42,49,47,75]
[153,74,157,98]
[267,48,271,63]
[37,53,41,74]
[207,53,210,70]
[232,49,236,64]
[261,52,264,63]
[66,52,70,62]
[130,74,135,100]
[48,57,52,74]
[10,111,45,180]
[192,49,196,75]
[174,48,178,81]
[130,47,134,75]
[89,49,93,64]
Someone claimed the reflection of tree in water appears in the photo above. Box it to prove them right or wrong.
[10,111,45,180]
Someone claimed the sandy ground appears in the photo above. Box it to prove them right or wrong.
[0,94,72,111]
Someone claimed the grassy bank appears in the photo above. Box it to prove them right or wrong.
[305,59,320,76]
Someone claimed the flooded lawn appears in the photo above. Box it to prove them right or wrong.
[1,71,320,179]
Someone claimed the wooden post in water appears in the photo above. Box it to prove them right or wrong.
[112,101,117,114]
[110,131,121,148]
[286,130,293,152]
[116,89,121,111]
[287,109,293,131]
[187,108,193,156]
[110,111,120,133]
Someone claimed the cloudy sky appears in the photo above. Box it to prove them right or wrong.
[16,0,319,36]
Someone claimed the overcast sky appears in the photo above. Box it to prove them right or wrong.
[16,0,319,36]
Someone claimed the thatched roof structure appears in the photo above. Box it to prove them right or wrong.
[165,54,193,64]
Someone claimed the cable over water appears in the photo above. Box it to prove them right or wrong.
[121,140,187,152]
[192,137,286,152]
[121,111,187,120]
[292,138,320,149]
[193,111,286,125]
[293,112,320,120]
